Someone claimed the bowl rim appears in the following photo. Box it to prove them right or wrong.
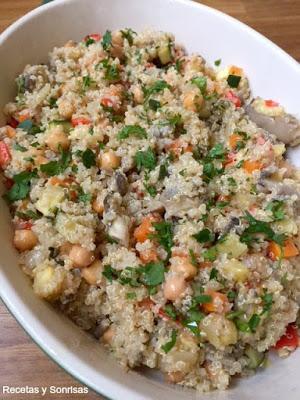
[0,1,299,399]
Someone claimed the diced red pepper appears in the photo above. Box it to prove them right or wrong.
[3,177,14,189]
[274,324,299,350]
[265,99,279,107]
[8,117,19,128]
[101,97,114,108]
[225,90,242,108]
[0,141,11,167]
[71,117,91,127]
[15,220,33,230]
[138,297,155,309]
[84,33,102,42]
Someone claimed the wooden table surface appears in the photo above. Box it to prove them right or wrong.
[0,1,299,399]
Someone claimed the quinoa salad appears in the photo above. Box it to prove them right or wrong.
[1,29,300,391]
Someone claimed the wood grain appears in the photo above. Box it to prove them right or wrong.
[0,1,299,399]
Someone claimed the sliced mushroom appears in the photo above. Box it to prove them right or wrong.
[245,103,300,146]
[115,171,128,196]
[108,215,130,247]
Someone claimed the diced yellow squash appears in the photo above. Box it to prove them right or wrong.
[200,313,238,350]
[221,259,250,283]
[273,219,298,235]
[252,98,284,117]
[158,44,172,65]
[36,185,65,216]
[33,264,66,300]
[217,233,248,259]
[273,144,286,157]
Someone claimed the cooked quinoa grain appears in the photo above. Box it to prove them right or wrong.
[1,29,300,392]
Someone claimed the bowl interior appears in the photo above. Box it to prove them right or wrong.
[0,0,300,399]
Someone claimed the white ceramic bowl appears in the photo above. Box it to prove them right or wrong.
[1,1,300,399]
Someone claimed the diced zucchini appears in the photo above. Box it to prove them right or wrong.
[221,259,250,283]
[36,185,65,216]
[33,264,66,300]
[158,44,172,65]
[49,120,72,133]
[217,233,247,259]
[245,345,265,369]
[273,219,298,235]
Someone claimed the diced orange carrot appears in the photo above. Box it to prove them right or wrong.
[17,111,30,122]
[243,160,263,173]
[139,246,159,263]
[229,134,241,149]
[202,291,230,313]
[138,297,155,309]
[265,99,279,107]
[165,139,192,157]
[268,240,299,261]
[5,125,16,138]
[71,116,91,127]
[229,66,243,76]
[133,213,161,243]
[49,177,74,187]
[199,261,212,269]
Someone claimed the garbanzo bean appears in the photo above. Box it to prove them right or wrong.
[81,260,103,285]
[69,245,95,268]
[13,229,38,252]
[45,126,70,152]
[99,150,121,171]
[102,326,115,344]
[163,273,187,301]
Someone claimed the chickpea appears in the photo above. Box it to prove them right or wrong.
[45,126,70,152]
[35,155,48,166]
[99,150,120,171]
[92,196,104,215]
[81,260,103,285]
[165,371,186,384]
[102,326,115,344]
[163,273,187,301]
[132,86,144,104]
[60,242,73,255]
[170,256,197,279]
[58,99,74,119]
[69,244,95,268]
[14,229,38,252]
[5,125,16,138]
[183,91,203,112]
[111,31,124,59]
[200,313,238,350]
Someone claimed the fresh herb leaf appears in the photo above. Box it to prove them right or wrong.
[209,267,218,280]
[141,261,165,287]
[240,212,285,245]
[227,74,241,88]
[175,59,184,73]
[118,125,147,140]
[144,183,157,197]
[16,76,26,95]
[208,143,226,160]
[235,320,250,332]
[18,120,41,135]
[85,37,96,46]
[40,150,71,176]
[158,162,168,180]
[148,99,161,111]
[192,294,212,304]
[102,30,112,51]
[266,200,285,221]
[203,247,218,261]
[82,148,96,168]
[16,210,41,220]
[261,292,273,315]
[135,148,157,171]
[119,267,141,287]
[191,76,207,94]
[121,28,136,45]
[193,228,215,243]
[82,75,95,90]
[161,329,177,353]
[189,249,198,267]
[4,170,37,203]
[126,292,137,299]
[164,304,177,320]
[13,143,27,152]
[248,314,260,332]
[150,221,173,257]
[77,188,92,203]
[214,59,222,66]
[143,80,171,101]
[102,265,119,282]
[227,290,237,301]
[226,310,244,320]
